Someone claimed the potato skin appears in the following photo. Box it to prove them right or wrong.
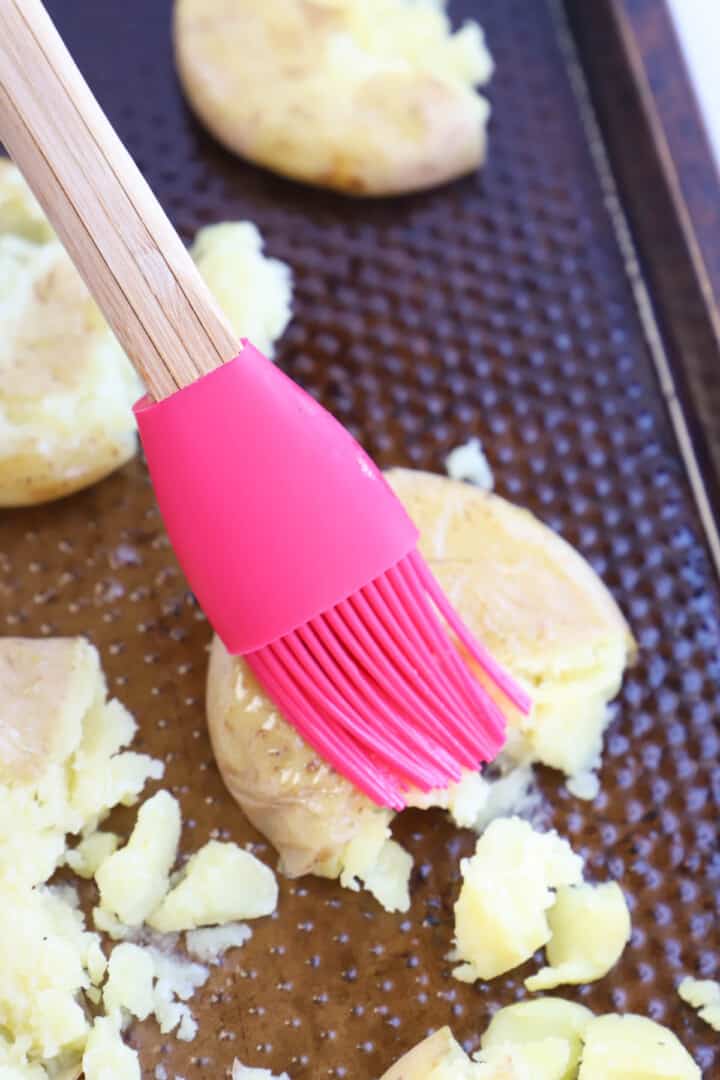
[207,637,391,878]
[173,0,493,197]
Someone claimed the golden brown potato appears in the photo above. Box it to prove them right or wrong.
[207,469,634,887]
[173,0,493,196]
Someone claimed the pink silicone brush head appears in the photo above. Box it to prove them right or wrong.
[135,343,531,809]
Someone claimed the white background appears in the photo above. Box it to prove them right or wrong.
[666,0,720,171]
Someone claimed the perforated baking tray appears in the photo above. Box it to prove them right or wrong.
[3,0,719,1076]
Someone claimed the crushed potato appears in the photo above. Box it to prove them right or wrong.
[524,882,631,991]
[148,840,278,932]
[678,977,720,1032]
[379,1028,473,1080]
[190,223,292,357]
[174,0,493,197]
[103,943,156,1025]
[578,1014,700,1079]
[452,816,583,982]
[482,999,593,1080]
[0,636,161,888]
[0,162,292,506]
[0,170,143,506]
[185,922,252,963]
[96,791,181,926]
[336,815,412,912]
[207,470,633,912]
[452,820,631,988]
[82,1017,140,1080]
[232,1063,290,1080]
[66,831,120,879]
[445,437,494,490]
[382,1002,701,1080]
[380,1026,571,1079]
[0,636,278,1077]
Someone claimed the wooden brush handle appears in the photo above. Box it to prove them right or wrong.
[0,0,238,400]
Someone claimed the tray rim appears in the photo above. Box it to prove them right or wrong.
[563,0,720,579]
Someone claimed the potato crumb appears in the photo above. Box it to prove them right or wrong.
[381,1002,701,1079]
[678,977,720,1032]
[96,791,181,926]
[103,943,156,1024]
[82,1017,140,1080]
[337,815,411,912]
[579,1014,700,1079]
[525,881,631,991]
[481,998,592,1077]
[185,922,252,963]
[445,437,494,490]
[190,223,292,358]
[148,841,278,932]
[452,817,583,982]
[231,1062,290,1080]
[66,831,120,879]
[359,839,412,914]
[0,637,161,889]
[565,771,600,802]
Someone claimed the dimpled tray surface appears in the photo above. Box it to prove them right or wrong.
[2,0,719,1076]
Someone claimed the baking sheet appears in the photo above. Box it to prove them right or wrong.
[3,0,719,1075]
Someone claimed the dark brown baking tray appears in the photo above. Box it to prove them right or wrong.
[3,0,719,1076]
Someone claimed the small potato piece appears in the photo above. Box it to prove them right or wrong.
[95,791,181,926]
[103,943,155,1024]
[148,840,277,932]
[482,998,593,1080]
[380,1028,474,1080]
[452,817,584,982]
[66,831,120,879]
[174,0,493,197]
[185,922,252,963]
[82,1018,140,1080]
[190,223,292,357]
[232,1064,290,1080]
[678,977,720,1032]
[578,1014,700,1080]
[525,882,631,991]
[476,1039,571,1079]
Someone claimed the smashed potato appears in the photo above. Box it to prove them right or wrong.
[0,163,292,506]
[174,0,493,196]
[207,469,632,905]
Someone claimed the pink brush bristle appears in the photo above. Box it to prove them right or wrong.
[247,548,531,810]
[135,346,530,810]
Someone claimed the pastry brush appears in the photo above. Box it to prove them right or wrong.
[0,0,530,809]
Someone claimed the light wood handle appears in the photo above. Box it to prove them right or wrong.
[0,0,238,400]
